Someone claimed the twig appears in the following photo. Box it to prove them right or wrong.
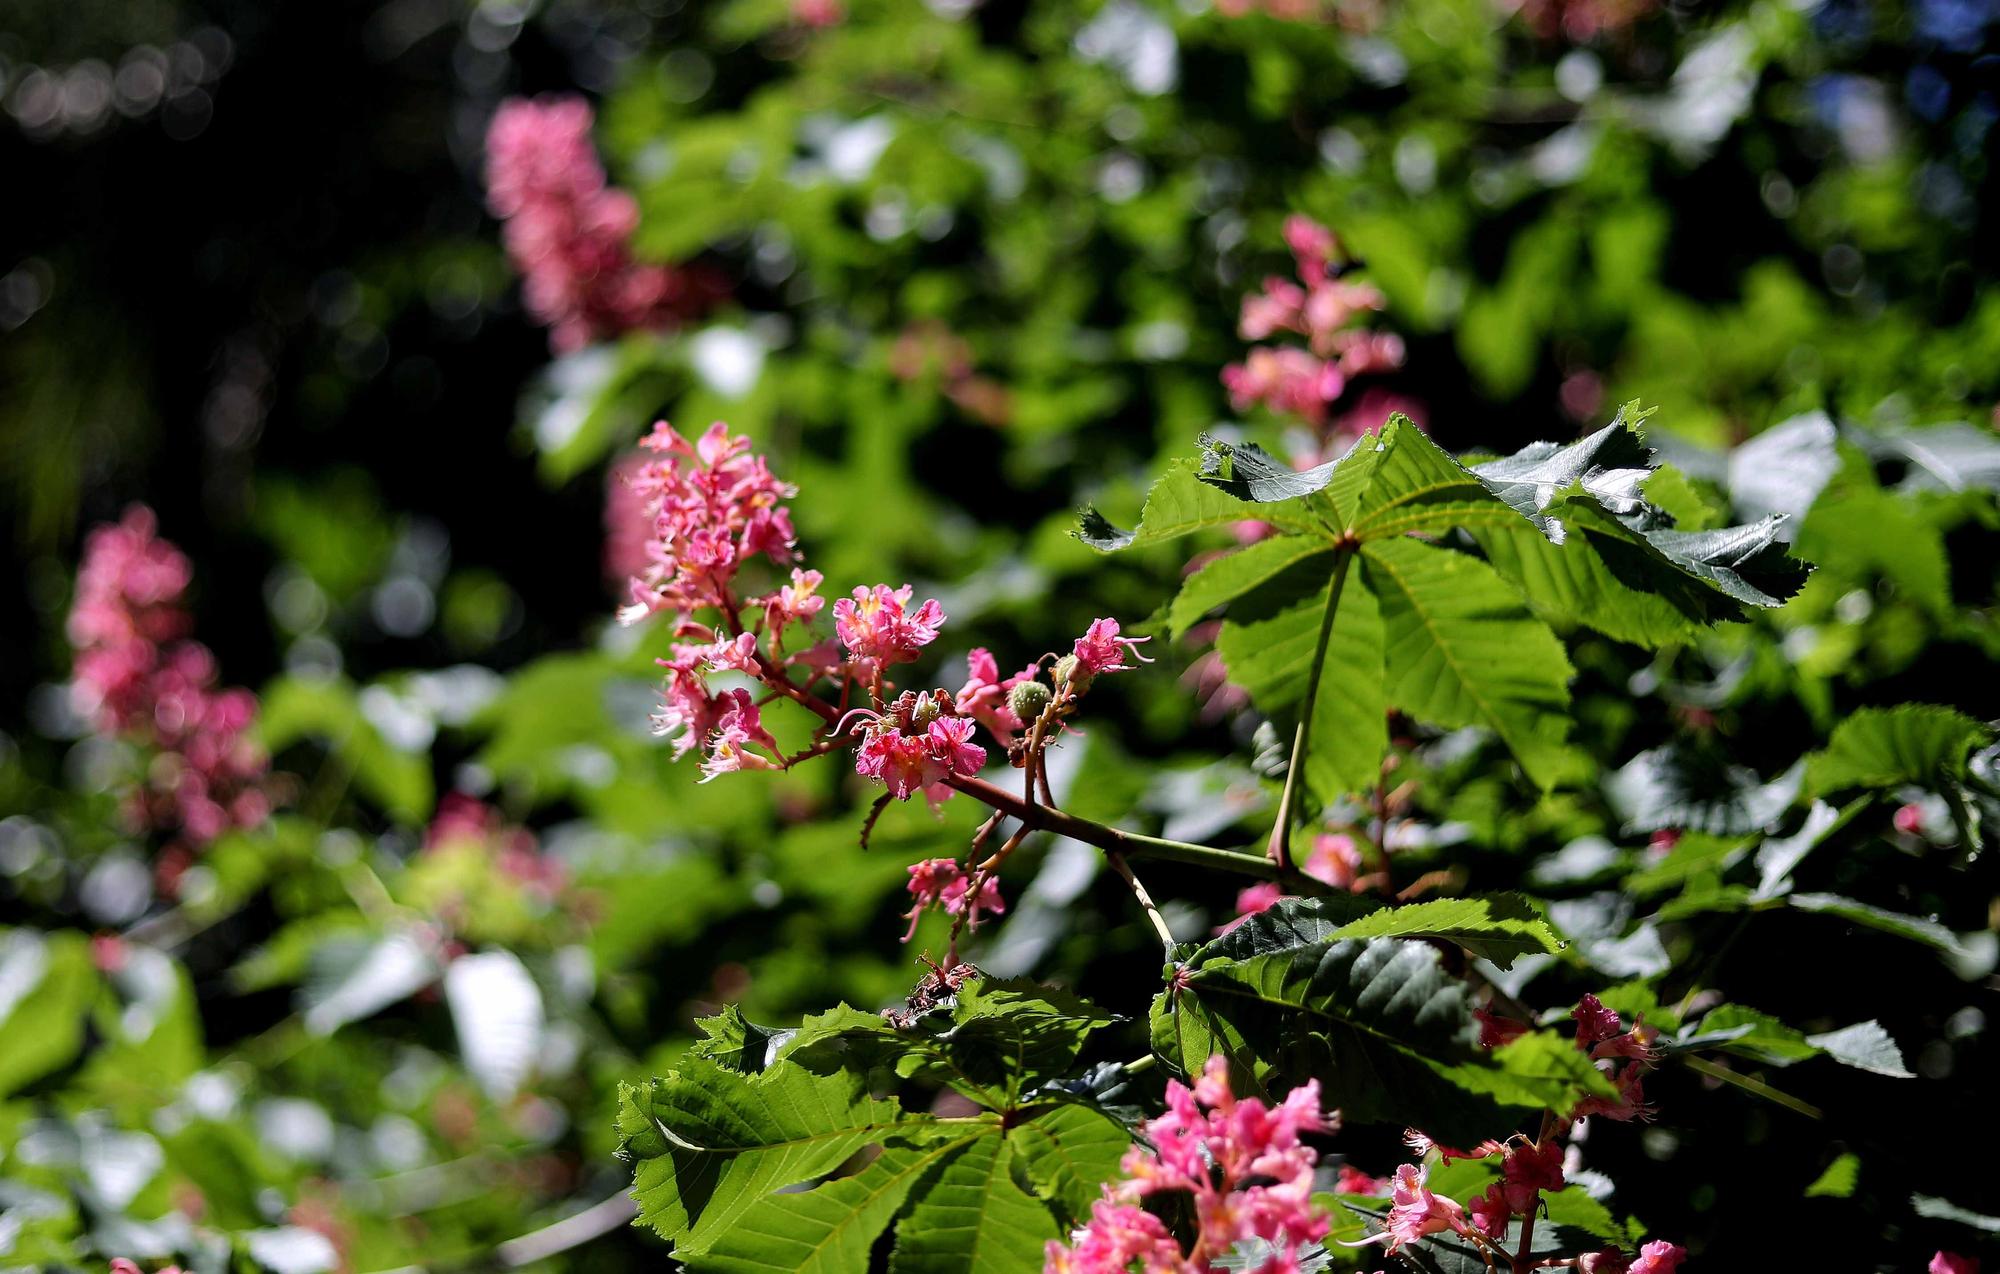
[1109,852,1174,949]
[495,1191,639,1267]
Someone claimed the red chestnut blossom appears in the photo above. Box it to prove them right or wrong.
[1345,1163,1471,1253]
[619,421,798,628]
[755,567,827,647]
[699,690,780,781]
[1569,994,1661,1123]
[1475,1006,1531,1049]
[834,585,947,667]
[1932,1254,1980,1274]
[68,507,271,850]
[425,793,565,897]
[901,857,1005,941]
[1501,1137,1566,1212]
[1502,0,1656,42]
[1628,1240,1689,1273]
[1049,1056,1335,1271]
[1895,802,1925,836]
[1070,617,1153,677]
[1334,1164,1392,1195]
[485,95,722,352]
[1045,1200,1186,1274]
[1224,216,1402,433]
[852,692,987,801]
[954,648,1039,743]
[1469,1183,1511,1237]
[793,0,845,25]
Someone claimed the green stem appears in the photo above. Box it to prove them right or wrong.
[944,773,1284,880]
[1270,547,1356,872]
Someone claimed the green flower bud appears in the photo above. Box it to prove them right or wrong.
[1008,679,1053,723]
[1053,653,1093,695]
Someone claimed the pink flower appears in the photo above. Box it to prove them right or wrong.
[1895,803,1925,836]
[1045,1200,1187,1274]
[1070,617,1153,676]
[901,858,1005,941]
[1932,1254,1980,1274]
[110,1263,185,1274]
[793,0,846,25]
[1500,1137,1565,1212]
[1629,1240,1688,1274]
[834,585,946,666]
[67,507,270,849]
[1284,215,1340,284]
[1223,346,1344,426]
[1052,1057,1335,1271]
[1469,1183,1510,1237]
[852,692,986,801]
[1240,276,1308,340]
[1475,1006,1530,1049]
[1572,994,1624,1048]
[619,420,799,629]
[485,96,722,351]
[1345,1163,1469,1252]
[1334,1164,1392,1195]
[1304,832,1362,889]
[699,691,779,781]
[954,648,1037,742]
[757,568,826,644]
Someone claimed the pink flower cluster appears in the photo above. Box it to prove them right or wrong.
[1223,216,1405,432]
[68,507,270,848]
[1502,0,1655,41]
[1569,992,1661,1123]
[620,420,799,628]
[1468,1138,1566,1241]
[485,95,723,353]
[954,647,1040,745]
[1069,617,1152,679]
[425,793,565,898]
[901,857,1005,942]
[853,690,986,801]
[1047,1057,1334,1272]
[1582,1241,1688,1273]
[834,585,946,668]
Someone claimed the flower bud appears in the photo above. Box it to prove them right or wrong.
[1008,679,1053,723]
[1052,653,1093,696]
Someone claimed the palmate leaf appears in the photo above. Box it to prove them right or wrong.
[1329,893,1565,970]
[1079,410,1806,805]
[783,978,1120,1105]
[886,1135,1061,1274]
[1804,705,1992,796]
[1151,901,1610,1145]
[616,1057,938,1252]
[691,1135,978,1274]
[1009,1103,1133,1216]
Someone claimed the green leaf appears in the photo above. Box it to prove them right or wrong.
[1439,1031,1620,1115]
[1363,537,1576,789]
[689,1135,975,1274]
[1803,1021,1912,1078]
[691,1005,792,1074]
[886,1135,1060,1274]
[785,978,1119,1106]
[1077,461,1311,551]
[0,930,97,1098]
[1330,894,1565,970]
[1805,1153,1860,1198]
[1010,1104,1132,1217]
[617,1058,936,1251]
[259,675,433,823]
[1165,536,1337,640]
[1606,747,1801,836]
[1805,705,1992,796]
[1151,902,1559,1143]
[1686,1004,1820,1066]
[1787,893,1997,974]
